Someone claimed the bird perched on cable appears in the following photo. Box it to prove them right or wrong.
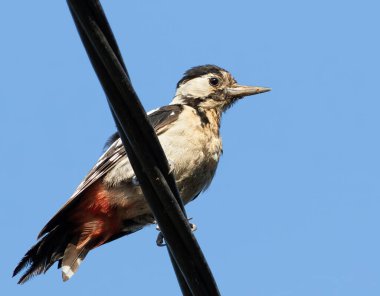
[13,65,270,283]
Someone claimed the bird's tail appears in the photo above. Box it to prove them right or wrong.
[13,215,123,284]
[13,224,73,284]
[13,181,148,283]
[60,220,112,282]
[13,219,119,283]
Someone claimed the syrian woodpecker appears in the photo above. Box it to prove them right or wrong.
[14,65,270,283]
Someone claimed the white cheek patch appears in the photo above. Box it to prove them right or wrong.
[176,76,213,98]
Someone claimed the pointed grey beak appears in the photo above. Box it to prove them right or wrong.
[226,84,271,98]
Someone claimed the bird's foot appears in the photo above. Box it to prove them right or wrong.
[156,232,166,247]
[155,218,197,247]
[131,175,140,186]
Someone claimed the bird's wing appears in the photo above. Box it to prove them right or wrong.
[38,104,183,238]
[147,104,183,135]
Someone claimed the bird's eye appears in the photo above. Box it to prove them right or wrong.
[209,77,220,86]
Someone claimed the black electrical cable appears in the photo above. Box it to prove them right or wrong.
[66,1,220,295]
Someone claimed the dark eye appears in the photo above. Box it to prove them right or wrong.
[209,77,220,86]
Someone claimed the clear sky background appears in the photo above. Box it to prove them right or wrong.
[1,1,379,295]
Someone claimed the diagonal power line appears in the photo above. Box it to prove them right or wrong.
[66,1,221,295]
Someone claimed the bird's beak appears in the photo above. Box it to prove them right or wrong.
[226,84,271,98]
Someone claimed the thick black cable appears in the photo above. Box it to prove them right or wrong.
[67,4,191,294]
[66,1,220,295]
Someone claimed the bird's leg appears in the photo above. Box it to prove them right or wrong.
[187,218,197,232]
[156,231,165,247]
[189,222,197,232]
[155,218,197,247]
[131,175,140,186]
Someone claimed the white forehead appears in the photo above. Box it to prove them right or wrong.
[175,73,216,98]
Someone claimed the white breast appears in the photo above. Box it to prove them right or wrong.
[158,106,222,202]
[104,105,222,206]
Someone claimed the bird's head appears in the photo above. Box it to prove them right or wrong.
[171,65,270,112]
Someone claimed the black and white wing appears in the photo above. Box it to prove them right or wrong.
[38,104,183,238]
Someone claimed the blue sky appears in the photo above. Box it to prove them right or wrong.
[1,1,380,295]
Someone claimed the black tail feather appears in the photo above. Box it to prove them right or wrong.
[13,225,70,284]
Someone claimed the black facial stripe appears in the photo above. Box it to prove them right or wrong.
[195,108,210,126]
[209,89,226,101]
[181,97,204,108]
[181,89,227,109]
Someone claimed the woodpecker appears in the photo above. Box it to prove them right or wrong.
[13,65,270,283]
